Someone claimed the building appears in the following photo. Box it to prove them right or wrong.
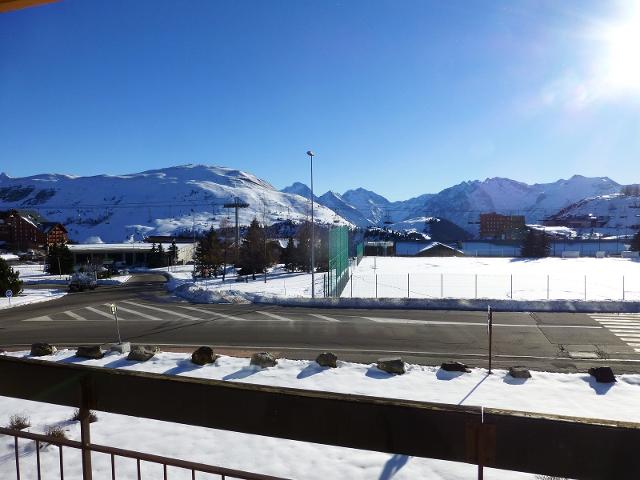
[0,210,68,250]
[67,242,196,267]
[479,213,526,240]
[396,241,464,257]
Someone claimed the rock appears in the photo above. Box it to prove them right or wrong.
[127,345,159,362]
[440,361,470,373]
[589,366,616,383]
[191,346,218,366]
[316,352,338,368]
[250,352,277,368]
[377,357,405,375]
[30,343,57,357]
[75,345,104,359]
[508,366,531,379]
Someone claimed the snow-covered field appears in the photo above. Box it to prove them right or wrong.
[0,288,66,310]
[2,349,637,480]
[346,256,640,301]
[162,257,640,304]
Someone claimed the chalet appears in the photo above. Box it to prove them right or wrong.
[0,210,68,250]
[396,241,465,257]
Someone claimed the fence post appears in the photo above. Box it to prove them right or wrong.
[350,274,353,298]
[584,275,587,301]
[80,379,93,480]
[375,274,378,298]
[441,273,444,298]
[623,275,625,301]
[407,273,410,298]
[547,275,550,300]
[475,274,478,299]
[510,275,513,299]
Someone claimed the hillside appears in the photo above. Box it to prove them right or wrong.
[0,165,349,243]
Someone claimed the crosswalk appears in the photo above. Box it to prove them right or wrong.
[589,313,640,353]
[21,302,345,325]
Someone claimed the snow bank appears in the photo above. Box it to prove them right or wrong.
[0,288,66,310]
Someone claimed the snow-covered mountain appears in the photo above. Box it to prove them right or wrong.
[280,181,315,200]
[317,191,370,227]
[545,193,640,236]
[0,165,350,243]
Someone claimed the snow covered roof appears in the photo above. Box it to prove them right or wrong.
[68,242,194,253]
[395,241,463,256]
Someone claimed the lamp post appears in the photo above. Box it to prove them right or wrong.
[307,150,316,298]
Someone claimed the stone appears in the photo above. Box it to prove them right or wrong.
[589,366,616,383]
[127,345,159,362]
[250,352,277,368]
[440,361,471,373]
[75,345,104,359]
[316,352,338,368]
[30,343,57,357]
[376,357,405,375]
[191,346,218,366]
[110,342,131,354]
[508,366,531,379]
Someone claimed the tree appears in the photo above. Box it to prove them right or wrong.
[194,228,224,277]
[281,237,296,272]
[238,218,271,279]
[46,243,74,275]
[520,229,551,258]
[147,243,167,269]
[294,222,312,272]
[0,258,22,296]
[168,240,179,267]
[630,230,640,252]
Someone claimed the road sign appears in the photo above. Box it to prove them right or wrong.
[110,304,117,314]
[5,290,13,298]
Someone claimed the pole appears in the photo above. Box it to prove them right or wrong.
[407,273,410,298]
[488,306,493,375]
[310,154,316,298]
[623,275,625,301]
[584,275,587,301]
[475,274,478,299]
[510,274,513,299]
[375,274,378,298]
[80,380,93,480]
[350,273,353,298]
[235,198,240,262]
[547,275,550,300]
[440,273,444,298]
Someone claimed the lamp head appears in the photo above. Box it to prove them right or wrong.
[306,150,315,157]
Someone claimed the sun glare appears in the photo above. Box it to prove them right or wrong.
[601,5,640,93]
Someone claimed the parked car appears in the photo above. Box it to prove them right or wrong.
[68,272,97,292]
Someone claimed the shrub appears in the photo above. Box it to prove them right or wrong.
[70,408,98,423]
[8,414,30,430]
[44,425,68,443]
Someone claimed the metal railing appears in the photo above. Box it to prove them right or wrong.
[2,355,640,479]
[1,426,284,480]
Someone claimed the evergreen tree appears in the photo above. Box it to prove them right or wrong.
[46,243,74,275]
[281,237,296,272]
[520,229,551,258]
[238,218,271,279]
[194,228,224,277]
[294,222,312,272]
[0,258,22,296]
[168,240,179,266]
[147,243,167,268]
[630,230,640,252]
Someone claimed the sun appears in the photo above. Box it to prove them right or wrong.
[600,5,640,93]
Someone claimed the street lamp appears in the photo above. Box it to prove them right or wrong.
[306,150,316,298]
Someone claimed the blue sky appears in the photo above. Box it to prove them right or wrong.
[1,0,639,200]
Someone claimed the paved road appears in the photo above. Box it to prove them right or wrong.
[3,274,640,372]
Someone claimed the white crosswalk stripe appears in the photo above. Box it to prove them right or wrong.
[589,313,640,353]
[85,306,118,320]
[175,305,252,322]
[64,310,89,322]
[107,304,164,321]
[308,313,341,323]
[122,301,201,321]
[256,311,294,322]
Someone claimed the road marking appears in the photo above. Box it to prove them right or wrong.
[364,317,601,329]
[64,310,89,322]
[122,301,200,321]
[175,305,252,322]
[22,315,53,322]
[108,304,164,321]
[308,313,340,323]
[256,311,294,322]
[85,306,118,319]
[589,313,640,353]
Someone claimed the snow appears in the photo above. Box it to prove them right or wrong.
[0,253,19,262]
[10,263,131,287]
[1,349,638,479]
[346,256,640,301]
[0,164,351,243]
[0,288,66,309]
